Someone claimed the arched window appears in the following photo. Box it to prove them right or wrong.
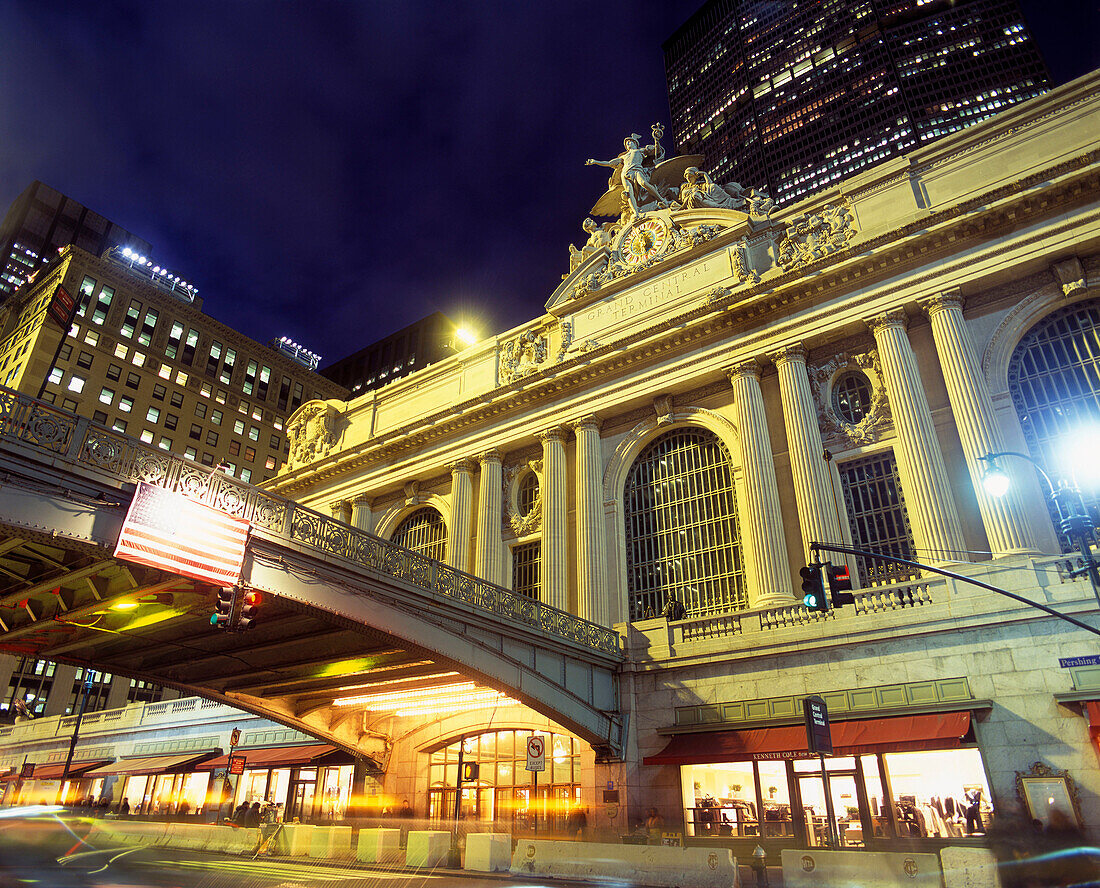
[624,428,745,619]
[1008,299,1100,542]
[392,507,446,561]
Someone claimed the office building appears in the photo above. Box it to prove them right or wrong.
[319,311,462,396]
[0,242,346,719]
[0,181,150,302]
[663,0,1050,206]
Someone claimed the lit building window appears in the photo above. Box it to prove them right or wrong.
[624,428,745,619]
[512,541,540,600]
[1008,299,1100,543]
[392,507,446,561]
[839,451,917,585]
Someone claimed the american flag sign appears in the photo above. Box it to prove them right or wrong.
[114,482,250,586]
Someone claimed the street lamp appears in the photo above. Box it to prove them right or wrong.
[977,450,1100,604]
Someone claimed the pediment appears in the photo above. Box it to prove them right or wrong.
[546,208,757,316]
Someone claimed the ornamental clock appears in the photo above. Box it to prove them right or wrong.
[619,216,671,267]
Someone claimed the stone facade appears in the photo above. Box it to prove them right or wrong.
[268,74,1100,844]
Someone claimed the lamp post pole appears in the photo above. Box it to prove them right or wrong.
[977,451,1100,606]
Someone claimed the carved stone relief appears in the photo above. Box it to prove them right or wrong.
[809,352,891,448]
[286,401,340,470]
[777,201,856,270]
[503,459,542,537]
[499,330,548,384]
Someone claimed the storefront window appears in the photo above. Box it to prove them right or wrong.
[318,765,353,820]
[883,749,991,838]
[677,746,990,847]
[428,729,582,835]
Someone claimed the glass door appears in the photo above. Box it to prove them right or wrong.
[288,780,315,822]
[796,771,868,848]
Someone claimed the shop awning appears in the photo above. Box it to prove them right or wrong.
[30,760,110,780]
[1085,701,1100,741]
[195,744,338,771]
[644,712,971,765]
[82,752,217,777]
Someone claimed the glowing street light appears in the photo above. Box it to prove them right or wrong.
[978,449,1100,605]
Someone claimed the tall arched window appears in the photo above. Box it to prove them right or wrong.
[624,428,745,619]
[1008,299,1100,542]
[392,507,446,561]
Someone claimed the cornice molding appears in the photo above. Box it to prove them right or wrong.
[267,157,1100,495]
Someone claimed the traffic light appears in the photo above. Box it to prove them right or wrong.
[211,586,236,629]
[800,563,828,611]
[237,589,261,630]
[827,564,855,608]
[461,762,480,782]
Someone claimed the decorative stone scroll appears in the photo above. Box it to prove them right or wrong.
[777,201,856,269]
[503,459,543,536]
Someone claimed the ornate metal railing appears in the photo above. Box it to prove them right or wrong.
[0,387,621,658]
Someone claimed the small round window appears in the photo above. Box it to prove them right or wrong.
[832,371,873,425]
[517,471,539,517]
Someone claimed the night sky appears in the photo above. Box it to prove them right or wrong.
[1,1,1096,367]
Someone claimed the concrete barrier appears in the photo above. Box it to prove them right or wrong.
[465,833,511,872]
[310,824,354,859]
[782,849,942,888]
[406,830,451,868]
[509,839,738,888]
[357,827,402,863]
[281,823,314,857]
[85,820,254,855]
[940,846,1002,888]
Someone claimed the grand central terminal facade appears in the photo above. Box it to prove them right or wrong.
[262,72,1100,852]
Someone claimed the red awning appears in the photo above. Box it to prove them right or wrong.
[30,760,111,780]
[1085,701,1100,742]
[83,752,217,777]
[195,744,337,771]
[644,712,971,765]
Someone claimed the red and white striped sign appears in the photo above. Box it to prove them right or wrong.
[114,482,250,586]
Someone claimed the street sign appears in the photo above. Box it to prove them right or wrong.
[46,286,77,330]
[1059,655,1100,668]
[20,762,34,778]
[228,754,247,775]
[803,695,833,754]
[526,735,545,772]
[230,728,241,747]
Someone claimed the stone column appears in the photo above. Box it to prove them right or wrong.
[474,450,503,585]
[773,345,847,564]
[572,416,609,625]
[537,427,569,611]
[329,499,351,524]
[351,495,373,534]
[727,360,795,605]
[447,458,476,572]
[866,310,966,562]
[921,293,1036,554]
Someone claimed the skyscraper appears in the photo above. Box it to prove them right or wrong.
[0,181,151,302]
[664,0,1050,207]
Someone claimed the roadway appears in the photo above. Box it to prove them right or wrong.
[0,811,620,888]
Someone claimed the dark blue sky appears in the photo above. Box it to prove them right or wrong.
[1,1,1095,365]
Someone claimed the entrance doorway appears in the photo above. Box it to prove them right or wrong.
[793,758,869,848]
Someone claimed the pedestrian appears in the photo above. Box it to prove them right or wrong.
[398,800,414,818]
[119,797,130,818]
[230,801,249,825]
[245,802,262,828]
[646,806,665,844]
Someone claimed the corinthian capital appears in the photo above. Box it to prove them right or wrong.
[570,415,602,435]
[918,289,964,318]
[449,457,477,475]
[769,344,807,366]
[478,449,502,466]
[864,309,908,334]
[725,358,762,382]
[536,426,568,445]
